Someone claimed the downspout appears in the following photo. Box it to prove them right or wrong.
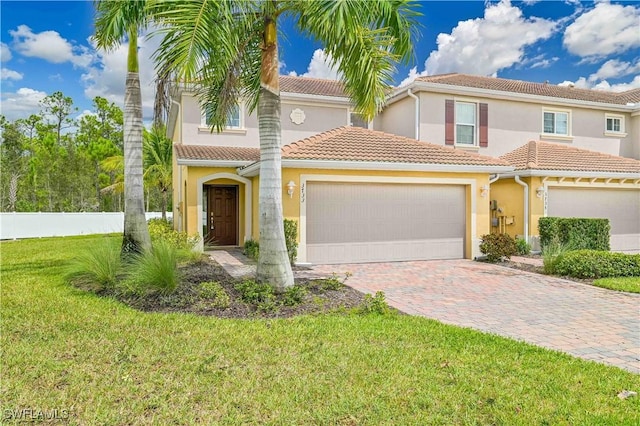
[407,88,419,140]
[514,175,529,243]
[171,98,183,232]
[488,174,500,185]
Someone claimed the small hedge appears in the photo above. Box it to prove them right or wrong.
[538,217,610,251]
[479,233,517,262]
[553,250,640,279]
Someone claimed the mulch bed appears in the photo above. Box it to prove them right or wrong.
[106,257,368,319]
[494,256,597,286]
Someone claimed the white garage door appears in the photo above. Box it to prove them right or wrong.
[306,182,466,264]
[547,187,640,253]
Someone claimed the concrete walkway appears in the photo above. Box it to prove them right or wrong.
[208,250,639,373]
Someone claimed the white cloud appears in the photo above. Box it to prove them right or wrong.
[563,2,640,58]
[81,33,159,118]
[9,25,92,67]
[1,42,11,62]
[0,87,47,120]
[291,49,341,80]
[398,66,428,87]
[422,0,557,76]
[588,59,640,82]
[558,75,640,92]
[1,68,23,81]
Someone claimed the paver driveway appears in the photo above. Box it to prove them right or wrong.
[311,260,640,373]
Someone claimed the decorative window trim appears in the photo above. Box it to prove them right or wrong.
[200,102,245,132]
[541,108,571,137]
[604,113,627,137]
[445,99,488,147]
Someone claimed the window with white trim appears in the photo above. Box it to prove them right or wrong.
[349,112,369,128]
[455,101,476,145]
[542,109,570,136]
[605,114,624,134]
[201,103,243,129]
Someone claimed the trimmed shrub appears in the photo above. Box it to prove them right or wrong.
[148,218,199,251]
[515,238,531,256]
[479,233,517,262]
[538,217,610,252]
[282,285,307,306]
[284,219,298,265]
[553,250,640,279]
[243,239,260,260]
[234,279,275,304]
[198,281,230,309]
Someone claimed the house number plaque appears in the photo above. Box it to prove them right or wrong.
[301,183,305,203]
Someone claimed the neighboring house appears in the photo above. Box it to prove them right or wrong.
[380,74,640,160]
[169,73,640,261]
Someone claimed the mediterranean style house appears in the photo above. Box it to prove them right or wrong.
[168,74,640,262]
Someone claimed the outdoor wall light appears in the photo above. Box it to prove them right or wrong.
[536,186,545,198]
[480,184,489,198]
[286,180,296,198]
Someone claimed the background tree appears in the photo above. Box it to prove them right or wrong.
[143,125,172,220]
[94,0,151,255]
[151,0,419,290]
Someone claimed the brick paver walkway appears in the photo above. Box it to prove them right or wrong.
[310,260,640,373]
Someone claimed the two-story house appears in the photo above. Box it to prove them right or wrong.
[169,74,640,262]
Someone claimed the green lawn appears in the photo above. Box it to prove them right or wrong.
[593,276,640,294]
[2,236,639,425]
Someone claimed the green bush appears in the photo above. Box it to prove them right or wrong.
[515,238,531,256]
[66,238,122,291]
[234,279,275,305]
[358,291,393,315]
[148,218,199,251]
[553,250,640,279]
[243,239,260,260]
[284,219,298,265]
[282,285,307,306]
[539,217,610,252]
[127,241,181,295]
[542,241,572,275]
[479,233,517,262]
[198,281,230,309]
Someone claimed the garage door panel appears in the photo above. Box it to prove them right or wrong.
[547,187,640,253]
[306,182,466,264]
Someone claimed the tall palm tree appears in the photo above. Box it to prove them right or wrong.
[143,125,172,220]
[94,0,151,255]
[150,0,419,290]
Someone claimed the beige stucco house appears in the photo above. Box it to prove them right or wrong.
[168,74,640,262]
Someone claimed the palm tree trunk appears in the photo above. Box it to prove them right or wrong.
[255,17,294,291]
[161,190,167,221]
[122,28,151,255]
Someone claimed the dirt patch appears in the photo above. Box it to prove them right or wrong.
[103,257,369,319]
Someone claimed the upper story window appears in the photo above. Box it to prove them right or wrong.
[542,109,570,137]
[349,112,369,129]
[605,113,625,136]
[444,99,488,147]
[201,103,243,130]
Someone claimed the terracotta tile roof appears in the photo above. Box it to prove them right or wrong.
[500,141,640,174]
[279,75,346,98]
[281,126,510,166]
[416,74,640,106]
[174,144,259,162]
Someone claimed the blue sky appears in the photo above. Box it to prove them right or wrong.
[1,0,639,122]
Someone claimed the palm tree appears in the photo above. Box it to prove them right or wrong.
[150,0,419,290]
[143,125,172,220]
[94,0,151,255]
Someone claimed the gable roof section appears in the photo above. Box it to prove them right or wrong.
[415,74,640,106]
[175,144,259,165]
[279,75,346,98]
[280,126,509,166]
[500,141,640,174]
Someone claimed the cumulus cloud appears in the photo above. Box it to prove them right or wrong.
[0,87,48,120]
[1,68,23,81]
[398,66,428,87]
[424,0,556,76]
[9,25,92,67]
[588,59,640,82]
[289,49,341,80]
[563,2,640,58]
[558,75,640,92]
[399,0,557,85]
[81,33,159,118]
[1,42,11,62]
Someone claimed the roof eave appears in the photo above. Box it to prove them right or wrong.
[499,169,640,179]
[177,159,255,167]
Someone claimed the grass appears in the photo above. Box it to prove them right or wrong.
[2,235,639,425]
[593,276,640,293]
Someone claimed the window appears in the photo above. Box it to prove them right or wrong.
[350,112,369,128]
[605,114,625,135]
[455,102,476,145]
[201,103,243,130]
[542,110,570,136]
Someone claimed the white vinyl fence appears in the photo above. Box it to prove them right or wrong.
[0,212,172,240]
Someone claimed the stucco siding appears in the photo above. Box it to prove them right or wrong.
[280,102,349,145]
[379,96,416,139]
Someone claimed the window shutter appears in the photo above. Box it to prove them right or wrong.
[445,99,454,145]
[479,103,488,147]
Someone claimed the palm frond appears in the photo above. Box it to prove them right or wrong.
[94,0,148,51]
